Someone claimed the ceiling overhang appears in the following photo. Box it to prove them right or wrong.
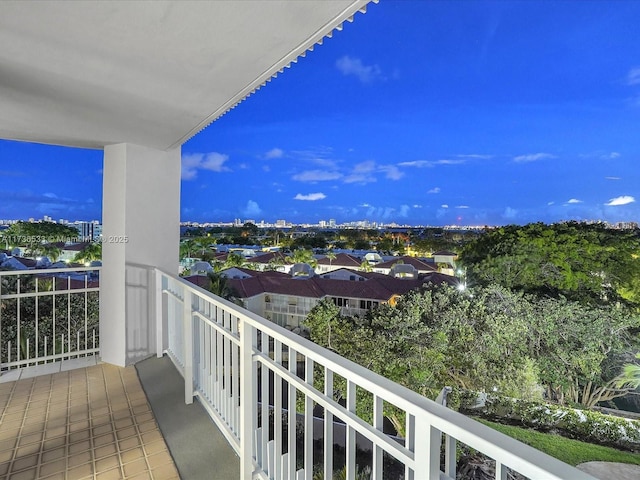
[0,0,372,151]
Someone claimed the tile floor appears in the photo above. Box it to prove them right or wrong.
[0,363,180,479]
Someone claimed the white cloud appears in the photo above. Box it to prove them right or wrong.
[456,205,470,209]
[336,55,382,84]
[380,165,404,180]
[513,153,555,163]
[343,161,403,184]
[344,161,376,184]
[292,170,342,182]
[605,195,635,206]
[397,159,465,168]
[241,200,262,217]
[398,205,410,217]
[441,204,449,208]
[626,67,640,86]
[413,204,423,208]
[264,148,284,159]
[427,187,441,194]
[294,193,326,201]
[605,152,620,159]
[182,152,230,180]
[567,198,583,204]
[605,176,621,180]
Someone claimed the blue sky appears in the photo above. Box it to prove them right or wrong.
[1,1,640,226]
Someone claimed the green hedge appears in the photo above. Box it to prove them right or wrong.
[451,388,640,450]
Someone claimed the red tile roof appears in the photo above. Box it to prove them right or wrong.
[375,256,437,271]
[316,253,362,267]
[226,269,457,302]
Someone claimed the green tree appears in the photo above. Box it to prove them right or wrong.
[2,221,79,245]
[288,248,317,268]
[179,239,197,260]
[206,272,237,300]
[615,353,640,390]
[74,243,102,263]
[32,243,62,262]
[325,250,336,267]
[359,260,372,272]
[224,252,245,268]
[460,222,640,307]
[304,283,640,410]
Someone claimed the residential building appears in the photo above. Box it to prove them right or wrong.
[198,266,457,330]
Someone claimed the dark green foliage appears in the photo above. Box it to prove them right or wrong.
[304,284,640,409]
[460,222,640,306]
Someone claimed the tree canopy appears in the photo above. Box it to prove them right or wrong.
[2,221,79,247]
[304,284,640,409]
[460,222,640,307]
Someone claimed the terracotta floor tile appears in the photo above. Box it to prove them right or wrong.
[11,453,40,472]
[39,472,65,480]
[146,451,174,470]
[67,449,92,468]
[120,446,144,464]
[150,465,180,480]
[66,461,93,479]
[123,457,148,477]
[37,457,66,476]
[95,454,120,473]
[8,466,38,480]
[94,443,118,460]
[41,446,66,464]
[0,450,12,465]
[15,443,41,458]
[0,364,179,479]
[95,467,124,480]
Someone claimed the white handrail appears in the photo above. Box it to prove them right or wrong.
[146,264,596,480]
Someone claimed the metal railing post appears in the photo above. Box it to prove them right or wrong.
[183,288,193,405]
[154,268,164,357]
[240,319,256,480]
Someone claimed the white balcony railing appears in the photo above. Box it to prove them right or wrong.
[128,263,595,480]
[0,266,100,371]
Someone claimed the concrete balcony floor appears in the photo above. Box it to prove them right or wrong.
[0,356,239,479]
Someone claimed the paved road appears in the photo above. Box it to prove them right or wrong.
[577,461,640,479]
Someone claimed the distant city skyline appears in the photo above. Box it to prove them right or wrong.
[1,1,639,225]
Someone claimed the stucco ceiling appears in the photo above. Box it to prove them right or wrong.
[0,0,371,151]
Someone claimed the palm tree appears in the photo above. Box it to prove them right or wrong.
[33,243,62,262]
[179,239,197,260]
[325,250,336,267]
[206,272,237,301]
[288,248,317,268]
[615,353,640,389]
[359,260,372,272]
[74,242,102,263]
[224,252,245,269]
[194,236,214,256]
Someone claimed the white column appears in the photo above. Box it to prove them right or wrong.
[100,143,181,366]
